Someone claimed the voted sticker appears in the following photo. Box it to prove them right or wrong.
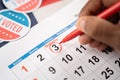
[3,0,42,13]
[0,9,31,41]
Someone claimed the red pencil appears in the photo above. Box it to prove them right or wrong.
[60,1,120,43]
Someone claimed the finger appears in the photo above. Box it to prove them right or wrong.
[79,0,102,17]
[89,40,101,48]
[79,0,120,17]
[76,16,120,48]
[97,43,107,51]
[102,0,120,7]
[79,34,92,44]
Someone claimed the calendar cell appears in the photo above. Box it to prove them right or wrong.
[67,60,92,80]
[28,47,52,68]
[94,47,116,61]
[45,41,68,58]
[24,70,46,80]
[65,40,93,59]
[55,72,74,80]
[108,52,120,73]
[95,63,120,80]
[85,73,101,80]
[81,50,106,71]
[55,50,80,70]
[49,42,62,53]
[11,58,36,80]
[39,59,64,80]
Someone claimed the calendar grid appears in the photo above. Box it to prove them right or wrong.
[80,53,107,80]
[95,49,120,77]
[64,41,101,80]
[7,17,120,80]
[52,39,94,79]
[26,55,49,80]
[44,45,76,80]
[61,36,120,80]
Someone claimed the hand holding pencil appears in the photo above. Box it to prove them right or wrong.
[61,0,120,53]
[77,0,120,53]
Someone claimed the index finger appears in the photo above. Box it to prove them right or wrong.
[79,0,102,17]
[79,0,120,17]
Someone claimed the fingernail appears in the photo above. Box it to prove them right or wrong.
[80,19,86,32]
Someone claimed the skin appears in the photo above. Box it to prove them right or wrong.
[75,0,120,53]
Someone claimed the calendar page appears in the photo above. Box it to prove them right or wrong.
[0,0,120,80]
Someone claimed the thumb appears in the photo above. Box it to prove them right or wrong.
[76,16,120,48]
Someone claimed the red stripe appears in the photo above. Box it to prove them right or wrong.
[40,0,60,7]
[0,27,20,40]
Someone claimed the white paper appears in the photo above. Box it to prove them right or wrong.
[1,0,120,80]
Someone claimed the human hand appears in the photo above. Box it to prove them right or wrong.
[76,0,120,53]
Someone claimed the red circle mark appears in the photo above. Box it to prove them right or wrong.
[49,42,62,53]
